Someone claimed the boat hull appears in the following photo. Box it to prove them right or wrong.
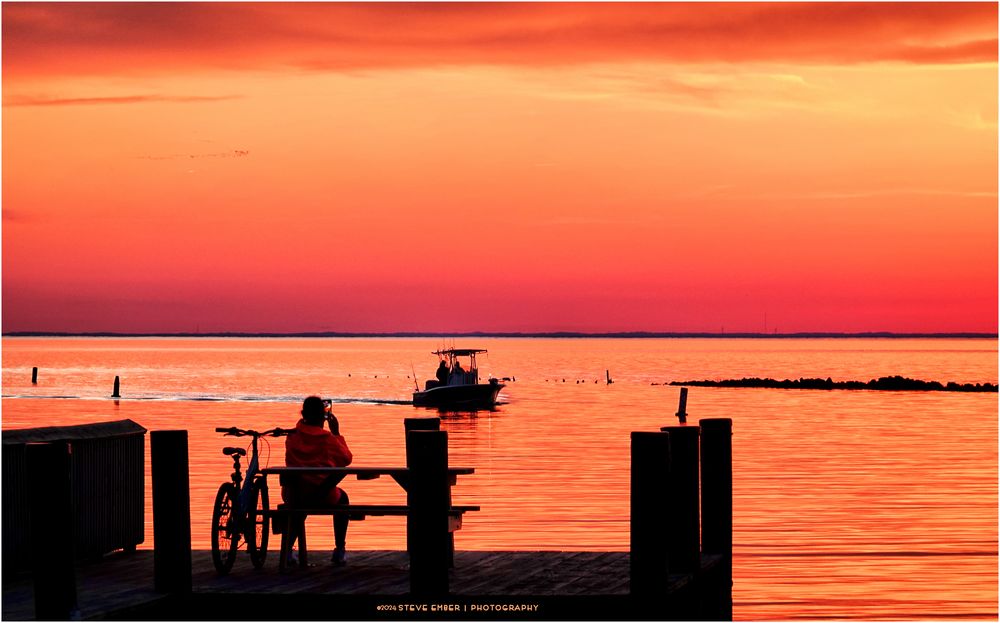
[412,381,504,410]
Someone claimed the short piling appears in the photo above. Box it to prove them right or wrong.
[31,367,38,384]
[150,430,192,594]
[630,431,672,596]
[676,387,688,423]
[112,376,121,398]
[27,441,79,620]
[659,425,700,574]
[407,429,450,596]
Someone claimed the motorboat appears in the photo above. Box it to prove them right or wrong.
[412,348,504,409]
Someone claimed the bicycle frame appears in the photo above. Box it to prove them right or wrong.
[236,435,263,518]
[217,426,290,534]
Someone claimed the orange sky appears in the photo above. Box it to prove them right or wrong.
[2,3,997,333]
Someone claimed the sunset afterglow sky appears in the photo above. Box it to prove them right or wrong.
[3,3,997,333]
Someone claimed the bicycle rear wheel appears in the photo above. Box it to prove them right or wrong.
[247,479,270,569]
[211,483,240,574]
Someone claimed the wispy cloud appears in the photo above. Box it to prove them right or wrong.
[135,150,250,161]
[2,3,995,79]
[2,208,32,223]
[760,187,1000,201]
[3,94,242,107]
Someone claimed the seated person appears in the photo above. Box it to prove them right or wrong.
[283,396,353,566]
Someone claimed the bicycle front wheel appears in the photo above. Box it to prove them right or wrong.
[211,483,240,574]
[247,479,270,569]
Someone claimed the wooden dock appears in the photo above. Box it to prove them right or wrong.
[3,417,733,620]
[2,549,724,620]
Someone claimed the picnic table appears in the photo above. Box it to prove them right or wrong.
[259,465,478,571]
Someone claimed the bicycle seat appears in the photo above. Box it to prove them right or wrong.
[222,447,247,457]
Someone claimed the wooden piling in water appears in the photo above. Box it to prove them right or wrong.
[407,429,450,596]
[151,430,192,594]
[31,367,38,384]
[659,425,700,574]
[630,431,672,596]
[112,376,121,398]
[27,441,79,620]
[676,387,688,423]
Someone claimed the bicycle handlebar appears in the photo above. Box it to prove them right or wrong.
[215,426,291,438]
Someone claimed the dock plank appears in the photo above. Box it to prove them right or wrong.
[4,549,645,620]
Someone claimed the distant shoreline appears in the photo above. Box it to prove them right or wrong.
[2,331,997,339]
[667,375,999,392]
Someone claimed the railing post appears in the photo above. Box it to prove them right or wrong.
[660,425,701,574]
[151,430,192,594]
[407,429,450,596]
[700,418,733,620]
[630,431,672,596]
[27,442,78,620]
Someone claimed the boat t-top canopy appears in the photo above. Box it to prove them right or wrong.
[432,348,488,356]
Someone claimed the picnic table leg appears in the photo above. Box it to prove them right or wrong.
[279,516,291,572]
[297,514,308,567]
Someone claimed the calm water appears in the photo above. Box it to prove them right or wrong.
[2,337,997,620]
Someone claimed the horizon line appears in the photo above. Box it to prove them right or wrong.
[3,331,997,339]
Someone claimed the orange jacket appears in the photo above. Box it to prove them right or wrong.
[282,419,353,505]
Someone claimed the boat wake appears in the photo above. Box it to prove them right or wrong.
[1,393,414,406]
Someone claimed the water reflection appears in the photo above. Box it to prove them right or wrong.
[2,337,996,620]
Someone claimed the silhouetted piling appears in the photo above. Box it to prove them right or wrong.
[112,376,121,398]
[407,430,450,596]
[676,387,688,423]
[606,369,613,384]
[151,430,192,594]
[404,418,444,561]
[700,418,733,620]
[659,425,700,574]
[27,442,78,619]
[31,367,38,384]
[630,431,672,596]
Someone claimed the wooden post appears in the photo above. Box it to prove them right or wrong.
[151,430,192,594]
[31,367,38,384]
[606,369,613,384]
[700,418,733,620]
[700,418,732,556]
[112,376,121,398]
[404,418,445,562]
[630,431,671,596]
[676,387,688,423]
[27,442,78,620]
[660,425,700,574]
[407,429,450,596]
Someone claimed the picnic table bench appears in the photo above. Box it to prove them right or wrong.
[260,465,478,571]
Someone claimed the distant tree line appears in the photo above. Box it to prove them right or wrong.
[667,375,998,392]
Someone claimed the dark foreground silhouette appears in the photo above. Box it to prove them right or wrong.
[666,375,998,392]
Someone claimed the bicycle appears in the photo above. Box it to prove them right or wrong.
[211,425,291,574]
